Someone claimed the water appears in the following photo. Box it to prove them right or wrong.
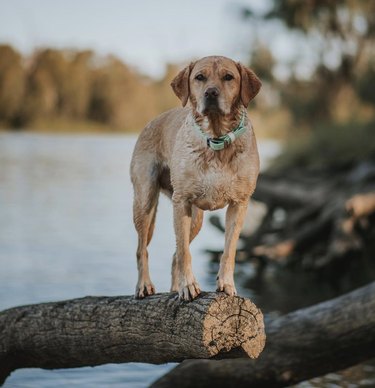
[0,132,280,387]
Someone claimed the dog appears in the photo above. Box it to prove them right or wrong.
[130,56,261,301]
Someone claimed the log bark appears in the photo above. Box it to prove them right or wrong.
[152,281,375,388]
[0,292,265,385]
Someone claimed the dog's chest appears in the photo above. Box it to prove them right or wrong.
[170,128,259,210]
[175,156,253,210]
[193,169,239,210]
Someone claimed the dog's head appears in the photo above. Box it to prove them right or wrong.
[171,56,261,116]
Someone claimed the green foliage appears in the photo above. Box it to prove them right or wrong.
[279,77,330,125]
[272,120,375,171]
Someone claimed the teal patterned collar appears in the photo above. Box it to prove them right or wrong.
[192,111,248,151]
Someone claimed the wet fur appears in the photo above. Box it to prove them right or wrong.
[130,56,261,300]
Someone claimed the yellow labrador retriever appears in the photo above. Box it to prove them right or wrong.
[131,56,261,301]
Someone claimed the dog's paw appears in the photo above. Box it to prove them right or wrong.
[135,281,156,299]
[178,279,201,301]
[216,279,237,296]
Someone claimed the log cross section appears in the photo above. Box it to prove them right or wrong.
[0,292,265,384]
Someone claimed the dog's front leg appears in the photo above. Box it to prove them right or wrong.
[217,201,248,296]
[173,199,201,301]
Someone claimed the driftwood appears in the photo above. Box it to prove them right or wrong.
[252,172,329,209]
[152,281,375,388]
[0,292,265,385]
[209,160,375,270]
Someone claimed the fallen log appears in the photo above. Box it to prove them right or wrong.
[346,192,375,220]
[209,166,375,271]
[0,292,265,385]
[252,192,374,269]
[151,281,375,388]
[252,173,328,210]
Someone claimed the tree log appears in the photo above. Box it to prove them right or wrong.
[346,192,375,219]
[152,281,375,388]
[0,292,265,385]
[253,174,328,209]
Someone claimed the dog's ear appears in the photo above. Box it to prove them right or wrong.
[237,63,262,107]
[171,62,195,107]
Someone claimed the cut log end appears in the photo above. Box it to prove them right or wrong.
[203,294,265,359]
[0,292,265,384]
[151,282,375,388]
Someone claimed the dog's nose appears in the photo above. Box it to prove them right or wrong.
[204,87,219,99]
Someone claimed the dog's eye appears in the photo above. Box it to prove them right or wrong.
[195,74,206,81]
[223,74,234,81]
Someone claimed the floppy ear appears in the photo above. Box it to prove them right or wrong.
[171,62,195,107]
[237,63,262,107]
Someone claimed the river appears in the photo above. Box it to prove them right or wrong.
[0,133,373,387]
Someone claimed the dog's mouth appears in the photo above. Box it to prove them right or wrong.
[202,99,223,115]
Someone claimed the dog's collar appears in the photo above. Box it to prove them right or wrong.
[192,111,248,151]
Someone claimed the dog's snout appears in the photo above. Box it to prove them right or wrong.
[204,87,219,99]
[203,86,220,114]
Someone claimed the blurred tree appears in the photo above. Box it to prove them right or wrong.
[243,0,375,128]
[249,45,275,82]
[62,50,93,118]
[154,63,181,112]
[357,60,375,105]
[0,45,25,127]
[21,49,67,123]
[0,46,171,131]
[89,55,163,130]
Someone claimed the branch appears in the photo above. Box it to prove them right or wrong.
[152,281,375,388]
[0,292,265,385]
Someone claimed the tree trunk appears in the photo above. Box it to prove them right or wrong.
[151,281,375,388]
[0,292,265,385]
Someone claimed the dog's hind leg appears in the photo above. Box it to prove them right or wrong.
[132,166,160,299]
[171,206,203,292]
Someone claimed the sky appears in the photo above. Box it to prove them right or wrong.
[0,0,275,78]
[0,0,328,81]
